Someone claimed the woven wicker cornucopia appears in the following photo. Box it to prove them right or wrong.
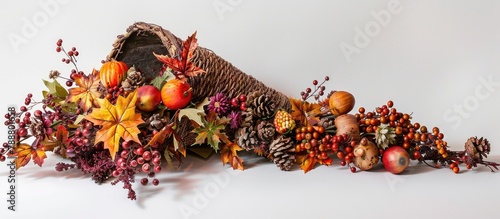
[106,22,291,111]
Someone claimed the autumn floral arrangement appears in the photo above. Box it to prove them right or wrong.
[1,22,499,200]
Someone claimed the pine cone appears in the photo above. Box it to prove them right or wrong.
[240,108,254,128]
[249,94,276,119]
[268,136,296,171]
[257,121,276,143]
[465,136,491,161]
[122,67,145,91]
[235,125,259,151]
[147,113,168,131]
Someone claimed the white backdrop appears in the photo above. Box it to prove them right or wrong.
[1,1,499,219]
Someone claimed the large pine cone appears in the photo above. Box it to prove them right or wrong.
[268,136,296,171]
[256,121,276,144]
[249,94,276,119]
[235,125,259,151]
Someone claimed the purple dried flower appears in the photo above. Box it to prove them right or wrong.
[227,111,242,129]
[207,93,230,116]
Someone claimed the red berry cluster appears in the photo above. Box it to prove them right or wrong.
[355,100,456,171]
[55,39,82,87]
[230,94,248,111]
[105,86,128,105]
[64,121,95,158]
[113,141,162,187]
[56,39,79,64]
[300,76,330,101]
[294,125,358,172]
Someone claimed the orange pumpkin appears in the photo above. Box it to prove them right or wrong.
[329,91,355,116]
[99,60,128,88]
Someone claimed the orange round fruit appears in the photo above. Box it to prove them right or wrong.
[99,60,128,88]
[161,79,192,110]
[329,91,355,116]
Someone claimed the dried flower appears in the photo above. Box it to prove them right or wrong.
[375,124,396,149]
[227,111,241,129]
[207,92,230,116]
[49,70,60,79]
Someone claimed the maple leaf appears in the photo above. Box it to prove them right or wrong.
[290,98,323,127]
[67,69,102,112]
[32,147,47,167]
[39,125,70,157]
[296,154,317,173]
[146,123,174,148]
[220,142,244,170]
[154,32,205,80]
[194,112,230,151]
[9,143,47,170]
[84,90,145,160]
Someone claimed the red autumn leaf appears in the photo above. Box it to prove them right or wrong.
[154,32,205,80]
[220,142,244,170]
[32,147,47,167]
[146,123,174,148]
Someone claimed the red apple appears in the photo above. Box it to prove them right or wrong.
[382,146,410,174]
[136,85,161,112]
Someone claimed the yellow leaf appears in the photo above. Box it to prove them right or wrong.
[84,90,144,160]
[220,142,244,170]
[67,69,102,112]
[10,144,32,170]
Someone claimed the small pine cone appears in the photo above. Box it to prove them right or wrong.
[97,83,108,98]
[235,125,259,151]
[268,136,296,171]
[250,95,276,119]
[122,67,145,91]
[240,108,254,127]
[256,121,276,143]
[29,118,44,136]
[465,136,491,161]
[147,113,168,131]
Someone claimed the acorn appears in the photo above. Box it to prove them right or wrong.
[328,91,355,116]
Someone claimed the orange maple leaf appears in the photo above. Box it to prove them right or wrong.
[296,154,317,173]
[290,98,323,127]
[84,90,144,160]
[220,142,244,170]
[9,143,47,170]
[67,69,101,112]
[154,31,205,80]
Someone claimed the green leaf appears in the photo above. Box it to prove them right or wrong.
[43,79,68,99]
[164,149,174,169]
[151,69,174,90]
[194,113,230,151]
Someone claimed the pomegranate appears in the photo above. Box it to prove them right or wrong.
[382,146,410,174]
